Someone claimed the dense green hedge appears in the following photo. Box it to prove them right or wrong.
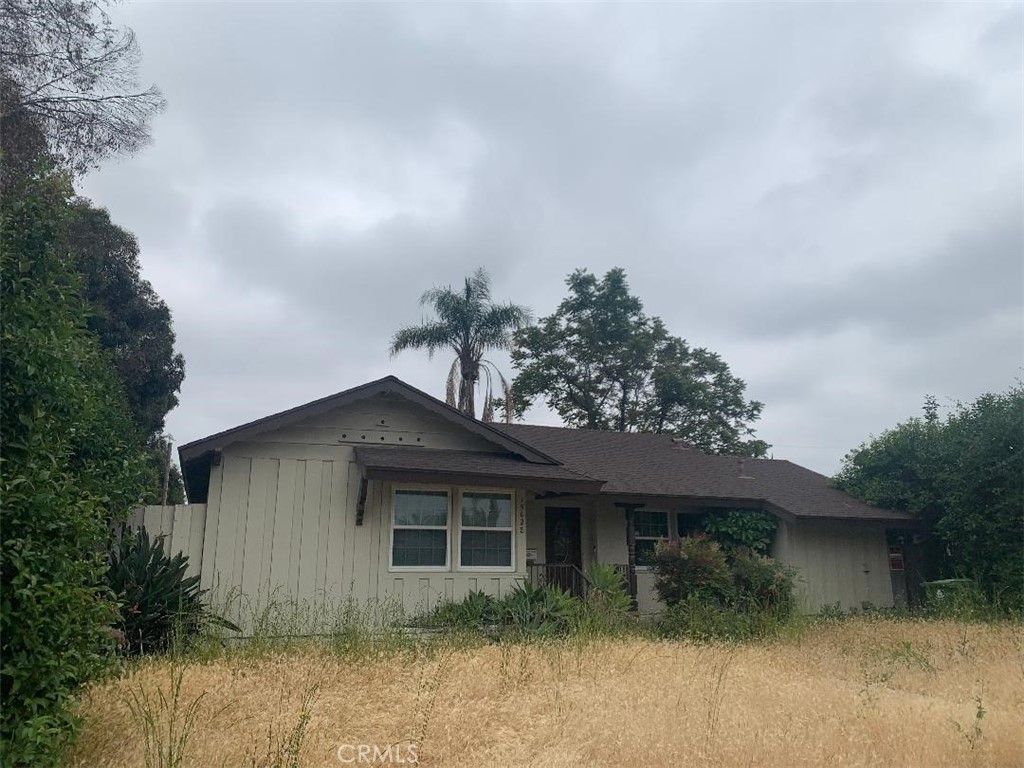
[1,172,145,765]
[652,535,797,640]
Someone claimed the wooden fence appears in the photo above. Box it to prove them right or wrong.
[125,504,207,578]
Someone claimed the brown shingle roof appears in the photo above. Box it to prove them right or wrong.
[492,424,909,522]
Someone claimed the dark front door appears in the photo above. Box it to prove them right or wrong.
[545,507,582,591]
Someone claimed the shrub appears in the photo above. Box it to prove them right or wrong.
[729,550,797,615]
[431,590,500,629]
[652,536,797,641]
[106,528,237,655]
[430,583,579,636]
[657,596,791,642]
[1,172,147,765]
[652,535,733,607]
[500,582,577,636]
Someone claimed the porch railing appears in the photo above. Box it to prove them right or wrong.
[527,563,591,600]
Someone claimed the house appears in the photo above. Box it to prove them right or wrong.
[176,376,912,619]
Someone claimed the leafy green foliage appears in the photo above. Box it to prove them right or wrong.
[390,267,530,419]
[701,510,778,555]
[585,563,632,615]
[1,171,146,765]
[652,536,733,607]
[106,528,238,655]
[431,590,501,628]
[657,596,793,642]
[431,583,580,636]
[835,386,1023,609]
[729,551,797,615]
[64,200,187,504]
[500,582,577,636]
[65,200,186,439]
[511,268,767,456]
[652,535,797,640]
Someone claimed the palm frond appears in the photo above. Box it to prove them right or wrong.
[475,302,533,349]
[389,322,453,359]
[499,370,515,424]
[446,358,460,407]
[482,390,494,423]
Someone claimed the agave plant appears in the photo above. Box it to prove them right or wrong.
[500,582,577,635]
[106,527,237,654]
[585,563,632,615]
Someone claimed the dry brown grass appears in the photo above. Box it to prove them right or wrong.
[70,618,1023,767]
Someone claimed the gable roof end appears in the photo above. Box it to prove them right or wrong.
[178,376,562,502]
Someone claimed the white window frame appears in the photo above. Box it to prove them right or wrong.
[634,508,670,570]
[456,487,516,573]
[388,485,451,572]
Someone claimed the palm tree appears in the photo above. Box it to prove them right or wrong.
[390,268,531,420]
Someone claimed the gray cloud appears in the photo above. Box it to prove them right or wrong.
[79,2,1023,475]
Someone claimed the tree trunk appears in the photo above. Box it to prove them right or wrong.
[460,375,476,418]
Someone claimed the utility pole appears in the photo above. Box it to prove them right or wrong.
[161,436,172,506]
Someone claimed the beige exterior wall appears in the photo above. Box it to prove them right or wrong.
[771,518,893,612]
[526,499,894,615]
[197,395,528,628]
[190,391,893,624]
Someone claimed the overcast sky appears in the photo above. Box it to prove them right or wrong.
[79,2,1023,475]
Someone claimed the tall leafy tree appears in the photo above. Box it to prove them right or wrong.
[835,386,1024,608]
[390,268,531,419]
[65,200,185,438]
[1,170,146,765]
[511,268,767,456]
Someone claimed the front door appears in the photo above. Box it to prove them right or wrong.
[545,507,582,591]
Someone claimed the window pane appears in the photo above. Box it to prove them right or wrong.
[461,530,512,567]
[392,529,447,567]
[636,538,658,567]
[677,513,703,538]
[634,510,669,538]
[394,490,448,527]
[461,492,512,528]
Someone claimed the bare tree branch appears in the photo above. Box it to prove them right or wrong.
[0,0,165,176]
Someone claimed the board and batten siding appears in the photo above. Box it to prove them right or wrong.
[772,519,893,612]
[197,394,529,627]
[126,504,207,578]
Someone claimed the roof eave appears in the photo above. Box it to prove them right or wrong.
[361,466,605,495]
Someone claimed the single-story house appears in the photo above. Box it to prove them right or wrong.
[176,376,913,618]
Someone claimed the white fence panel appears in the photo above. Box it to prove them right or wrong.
[125,504,207,578]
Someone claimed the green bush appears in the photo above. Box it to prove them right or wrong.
[431,590,501,629]
[652,536,797,641]
[657,596,791,642]
[430,582,579,636]
[729,550,797,615]
[106,528,238,655]
[652,535,733,607]
[500,582,577,636]
[1,171,147,765]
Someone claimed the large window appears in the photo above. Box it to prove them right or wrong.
[634,509,669,567]
[460,491,513,568]
[391,490,449,568]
